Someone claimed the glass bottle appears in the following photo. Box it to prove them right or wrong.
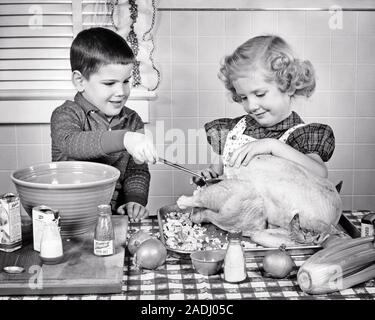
[40,221,63,264]
[224,230,247,283]
[94,204,115,256]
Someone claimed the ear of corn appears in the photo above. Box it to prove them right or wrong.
[297,236,375,294]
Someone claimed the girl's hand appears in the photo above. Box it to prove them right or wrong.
[200,163,223,180]
[190,163,223,185]
[227,138,277,167]
[227,139,328,178]
[117,202,149,222]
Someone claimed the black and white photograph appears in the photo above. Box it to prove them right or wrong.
[0,0,374,311]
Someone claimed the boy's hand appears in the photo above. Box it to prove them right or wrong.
[123,132,158,164]
[117,202,149,222]
[227,138,277,167]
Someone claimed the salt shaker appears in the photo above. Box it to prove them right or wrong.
[40,221,63,264]
[224,229,247,282]
[94,204,115,256]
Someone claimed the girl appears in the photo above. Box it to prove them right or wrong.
[199,35,334,181]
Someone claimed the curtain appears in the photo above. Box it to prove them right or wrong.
[91,0,160,91]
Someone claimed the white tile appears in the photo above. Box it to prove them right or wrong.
[225,12,252,36]
[354,171,375,195]
[304,37,330,63]
[16,124,42,144]
[172,117,199,136]
[198,37,225,63]
[278,11,306,36]
[0,146,17,170]
[313,64,330,90]
[154,36,171,63]
[330,92,355,117]
[198,64,223,90]
[355,118,375,144]
[357,36,375,64]
[172,64,197,91]
[306,11,331,36]
[0,125,16,144]
[303,92,330,117]
[148,170,173,196]
[252,11,277,34]
[357,65,375,90]
[331,36,356,64]
[358,12,375,35]
[330,11,356,36]
[42,144,52,162]
[171,37,197,63]
[149,92,172,119]
[16,145,45,168]
[157,63,172,91]
[40,124,51,144]
[354,145,375,169]
[198,91,225,117]
[331,65,355,91]
[356,92,375,117]
[172,91,198,117]
[327,145,354,170]
[155,11,170,37]
[286,36,305,59]
[198,11,225,36]
[0,171,16,194]
[171,12,196,37]
[145,118,172,145]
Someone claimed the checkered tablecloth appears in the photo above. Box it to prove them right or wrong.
[1,211,375,300]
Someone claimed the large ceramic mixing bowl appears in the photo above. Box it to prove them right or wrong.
[11,161,120,237]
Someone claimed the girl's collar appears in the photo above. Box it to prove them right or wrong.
[245,111,304,132]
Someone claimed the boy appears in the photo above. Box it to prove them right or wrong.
[51,27,157,222]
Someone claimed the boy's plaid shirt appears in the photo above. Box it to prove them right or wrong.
[51,93,150,211]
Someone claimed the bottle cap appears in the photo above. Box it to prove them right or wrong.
[228,229,242,240]
[361,213,375,225]
[97,204,112,215]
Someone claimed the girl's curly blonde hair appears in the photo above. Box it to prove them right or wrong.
[218,35,316,103]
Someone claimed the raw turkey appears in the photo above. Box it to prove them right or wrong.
[177,155,343,248]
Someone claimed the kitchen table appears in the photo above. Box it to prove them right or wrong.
[0,210,374,300]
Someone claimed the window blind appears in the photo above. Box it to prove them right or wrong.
[0,0,82,91]
[0,0,157,110]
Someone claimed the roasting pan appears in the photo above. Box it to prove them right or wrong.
[157,204,353,258]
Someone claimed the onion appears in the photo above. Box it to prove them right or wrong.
[262,244,296,278]
[134,238,167,270]
[127,230,153,255]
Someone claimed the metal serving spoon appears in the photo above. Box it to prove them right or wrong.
[3,255,25,274]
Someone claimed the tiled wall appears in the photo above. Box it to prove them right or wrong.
[0,9,374,214]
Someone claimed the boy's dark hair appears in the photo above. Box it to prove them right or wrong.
[70,27,135,78]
